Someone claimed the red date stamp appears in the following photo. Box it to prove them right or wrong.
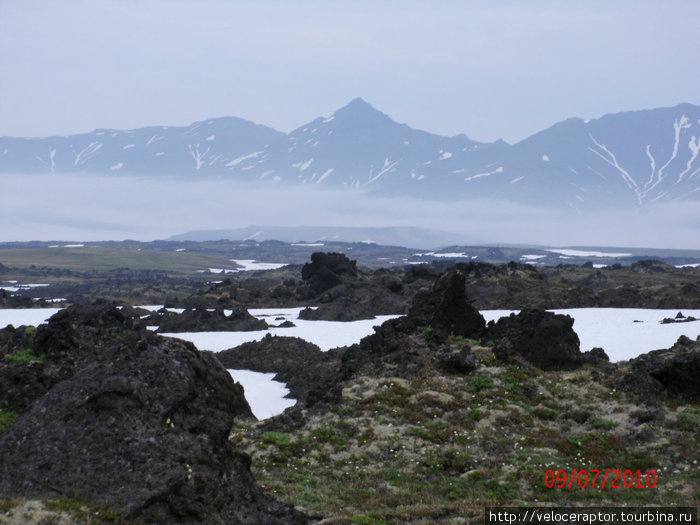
[544,468,657,490]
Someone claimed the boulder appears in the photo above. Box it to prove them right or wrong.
[617,335,700,402]
[407,270,485,341]
[0,302,307,524]
[486,308,608,370]
[300,252,358,297]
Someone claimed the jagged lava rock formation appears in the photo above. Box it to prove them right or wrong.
[0,302,307,524]
[486,308,609,370]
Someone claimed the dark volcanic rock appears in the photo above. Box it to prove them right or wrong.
[617,335,700,402]
[486,308,608,370]
[300,252,358,297]
[339,269,484,379]
[0,289,38,308]
[144,307,268,333]
[407,270,485,342]
[660,312,698,324]
[0,302,307,524]
[217,334,342,406]
[298,281,405,321]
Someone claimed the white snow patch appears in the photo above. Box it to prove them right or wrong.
[368,159,398,184]
[295,158,314,171]
[226,151,261,167]
[317,168,334,183]
[510,176,525,184]
[439,151,452,160]
[228,369,296,419]
[110,162,124,170]
[588,134,640,202]
[323,116,335,123]
[206,135,215,141]
[230,259,286,271]
[676,263,700,268]
[161,309,400,352]
[123,144,135,150]
[465,166,503,181]
[0,308,62,329]
[416,252,468,258]
[208,260,285,273]
[546,248,632,257]
[677,135,700,183]
[155,152,165,156]
[542,154,550,162]
[520,255,546,260]
[187,144,211,170]
[72,142,103,166]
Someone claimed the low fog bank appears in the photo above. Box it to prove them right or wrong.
[2,173,698,250]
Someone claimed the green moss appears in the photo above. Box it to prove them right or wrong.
[533,407,557,420]
[675,407,700,431]
[590,417,618,430]
[0,411,17,434]
[467,374,494,393]
[3,348,45,364]
[260,431,293,448]
[411,421,450,443]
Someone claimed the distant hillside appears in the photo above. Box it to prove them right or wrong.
[167,225,482,250]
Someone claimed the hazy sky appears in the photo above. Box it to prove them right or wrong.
[2,1,699,143]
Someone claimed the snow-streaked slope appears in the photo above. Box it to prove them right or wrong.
[2,100,699,209]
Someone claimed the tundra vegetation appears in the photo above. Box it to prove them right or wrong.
[0,244,698,524]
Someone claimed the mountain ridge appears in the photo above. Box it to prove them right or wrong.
[2,98,699,210]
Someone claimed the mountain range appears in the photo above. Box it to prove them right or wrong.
[2,99,699,210]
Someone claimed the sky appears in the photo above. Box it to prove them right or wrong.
[1,0,699,144]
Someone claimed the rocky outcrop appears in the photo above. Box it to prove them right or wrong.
[300,252,358,297]
[486,309,609,370]
[141,307,268,333]
[217,334,342,406]
[298,280,405,321]
[339,269,484,379]
[0,302,307,524]
[617,335,700,402]
[660,312,698,324]
[0,289,46,308]
[407,270,485,341]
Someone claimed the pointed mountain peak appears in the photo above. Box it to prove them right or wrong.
[343,97,375,110]
[330,97,396,127]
